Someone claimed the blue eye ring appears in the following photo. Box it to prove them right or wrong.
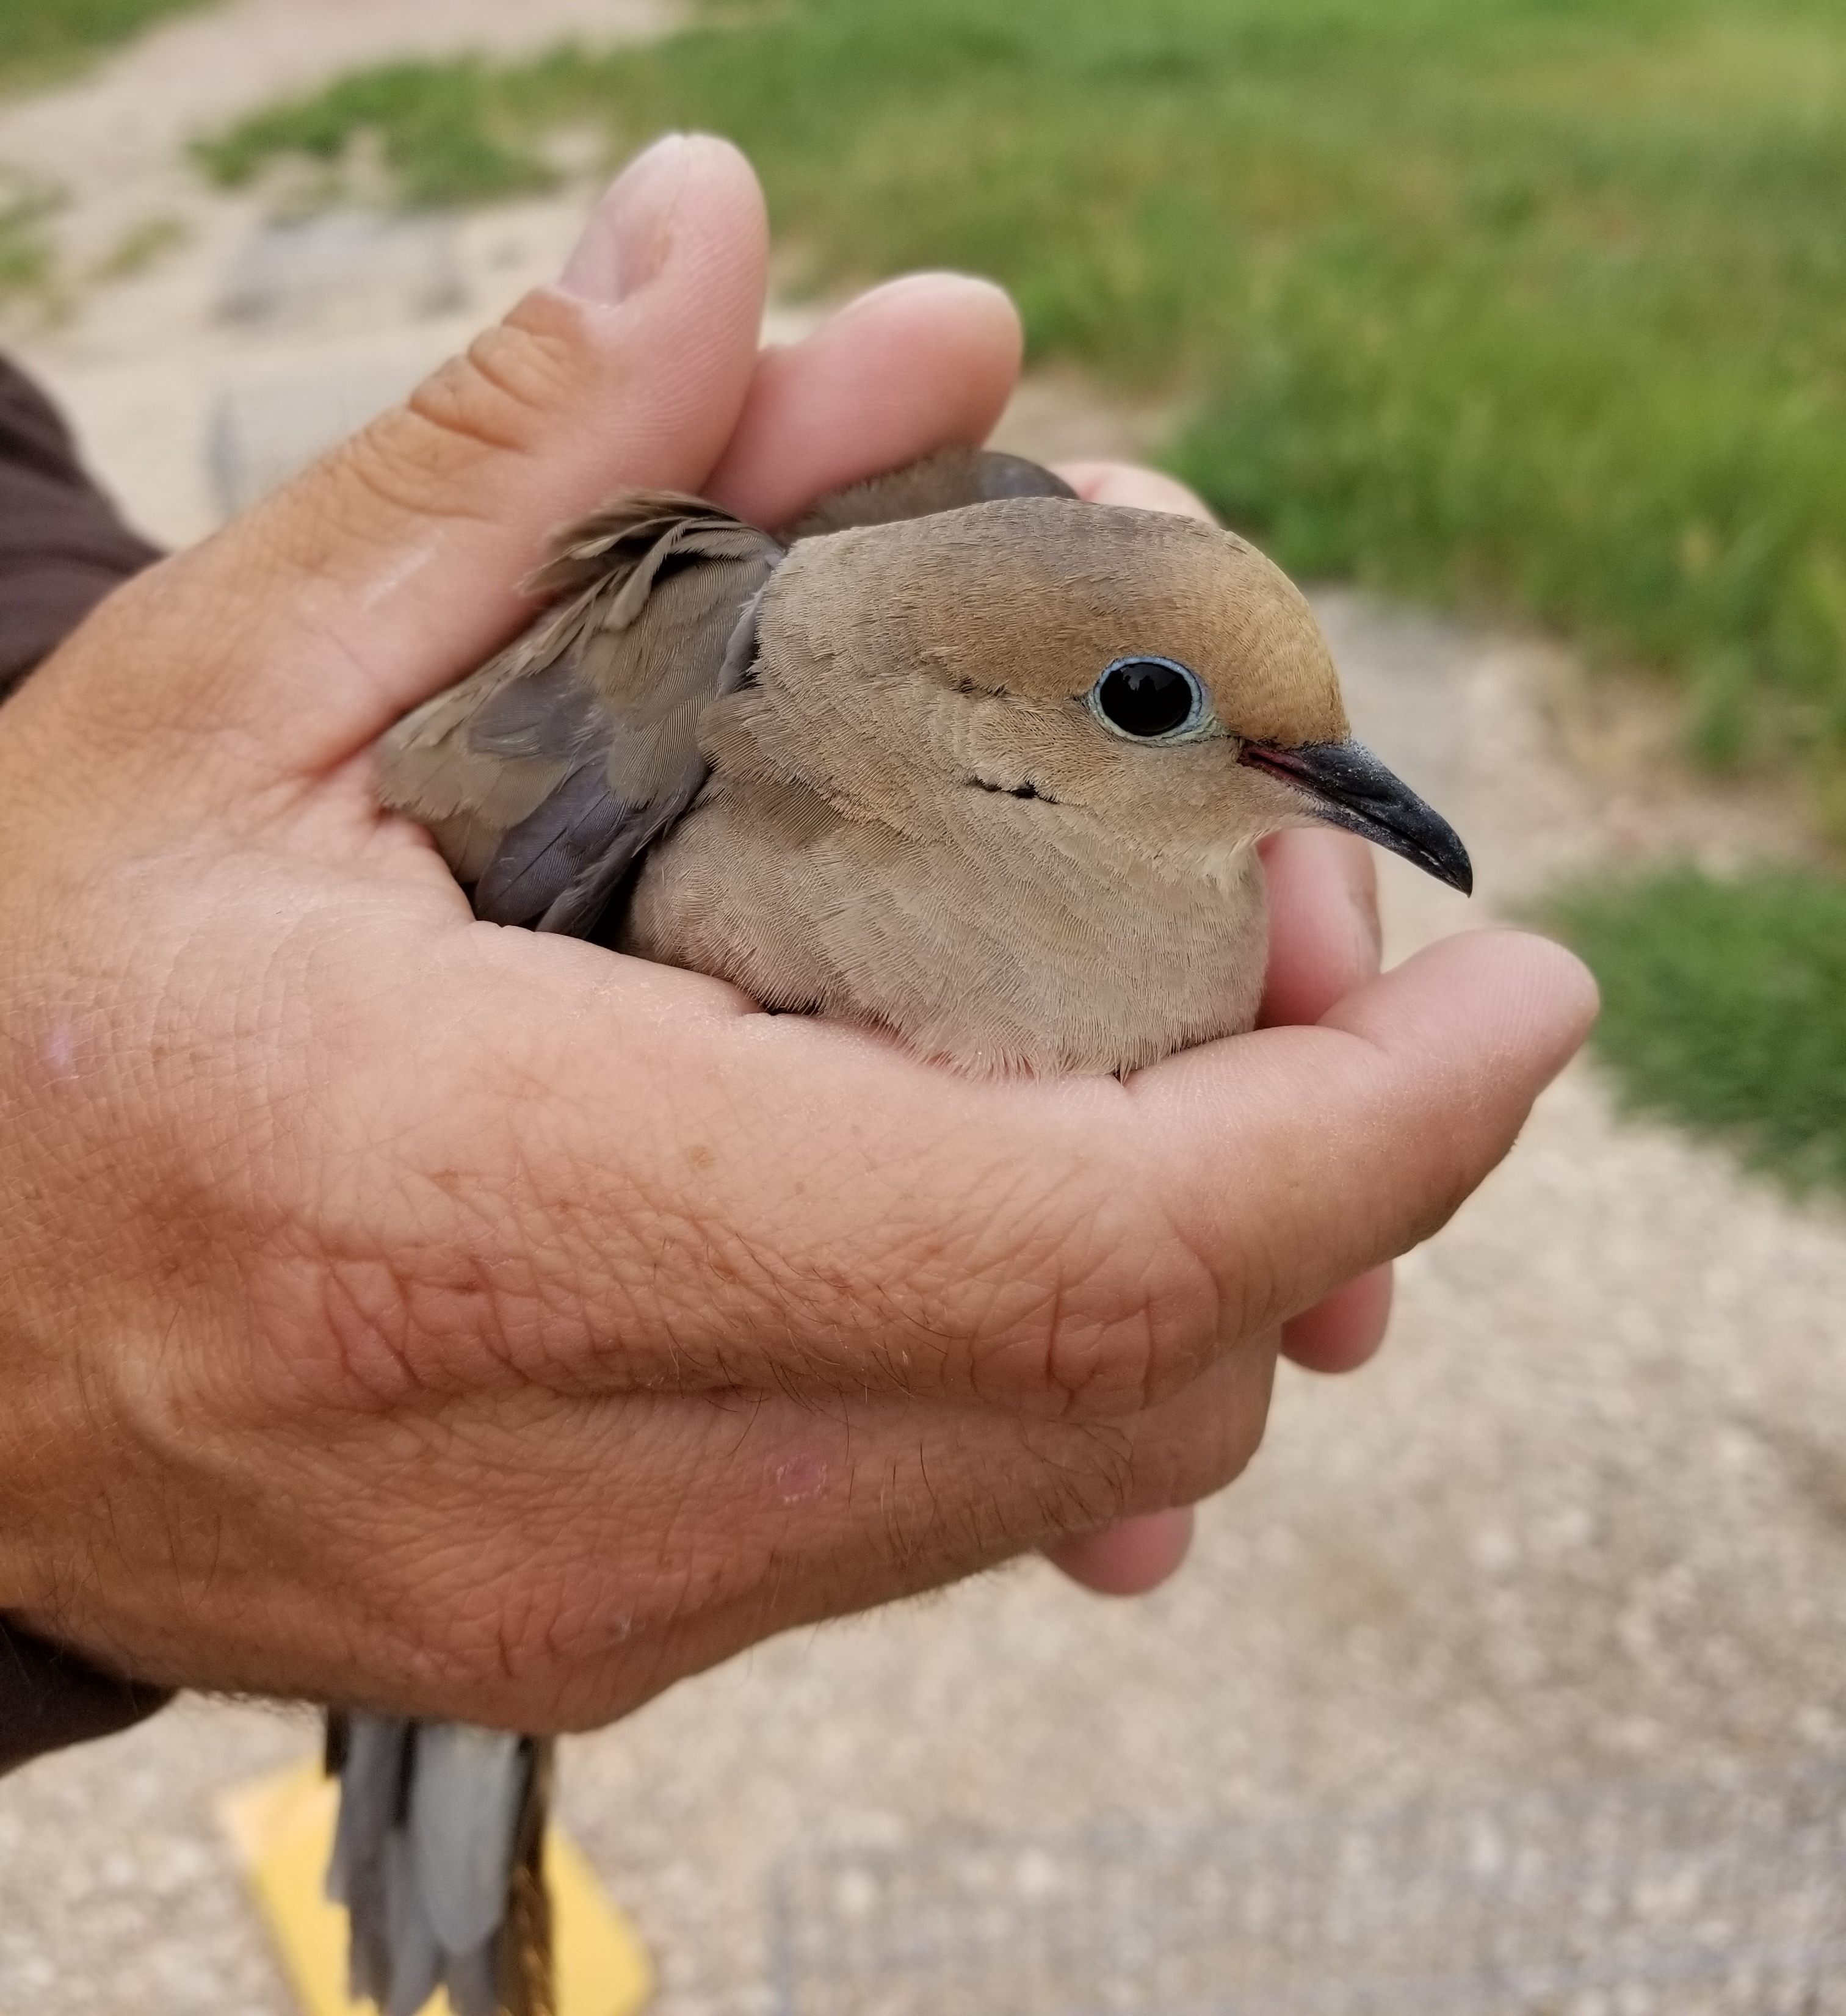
[1085,656,1213,742]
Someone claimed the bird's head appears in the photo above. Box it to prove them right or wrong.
[756,496,1471,895]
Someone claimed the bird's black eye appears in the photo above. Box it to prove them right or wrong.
[1087,656,1208,740]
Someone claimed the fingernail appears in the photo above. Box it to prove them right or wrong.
[559,133,693,303]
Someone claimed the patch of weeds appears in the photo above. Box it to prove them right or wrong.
[0,173,60,306]
[0,0,218,94]
[195,59,561,209]
[1550,863,1846,1193]
[89,211,188,282]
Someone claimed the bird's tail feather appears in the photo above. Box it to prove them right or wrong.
[325,1711,553,2016]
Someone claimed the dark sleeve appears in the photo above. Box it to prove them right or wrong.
[0,353,162,701]
[0,354,172,1771]
[0,1619,173,1772]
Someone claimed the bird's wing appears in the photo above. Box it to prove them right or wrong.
[781,446,1075,540]
[379,491,782,935]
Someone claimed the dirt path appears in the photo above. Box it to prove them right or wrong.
[0,0,676,548]
[0,0,671,233]
[3,8,1845,2015]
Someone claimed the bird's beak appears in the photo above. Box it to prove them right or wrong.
[1239,738,1473,895]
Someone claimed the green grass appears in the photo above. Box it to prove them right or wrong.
[0,0,217,93]
[1551,866,1846,1192]
[88,211,188,283]
[194,0,1846,803]
[0,0,217,296]
[197,59,560,209]
[0,175,57,303]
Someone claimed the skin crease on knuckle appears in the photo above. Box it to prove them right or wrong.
[291,298,606,571]
[971,1199,1231,1425]
[393,294,612,486]
[294,1025,620,1412]
[323,281,744,568]
[769,1156,1179,1417]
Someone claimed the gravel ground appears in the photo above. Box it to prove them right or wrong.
[3,6,1845,2014]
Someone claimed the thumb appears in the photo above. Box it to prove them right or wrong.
[55,135,769,781]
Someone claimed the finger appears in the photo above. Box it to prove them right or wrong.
[1259,827,1382,1028]
[59,135,771,776]
[124,1323,1271,1719]
[1280,1264,1392,1374]
[706,272,1023,530]
[1044,1508,1196,1596]
[287,922,1594,1422]
[1138,930,1597,1379]
[1054,460,1215,521]
[1259,834,1392,1376]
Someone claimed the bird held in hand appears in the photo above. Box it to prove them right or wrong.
[342,447,1471,2016]
[385,447,1469,1075]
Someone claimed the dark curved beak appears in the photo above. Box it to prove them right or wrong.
[1239,738,1473,895]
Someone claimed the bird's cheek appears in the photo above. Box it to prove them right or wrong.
[1173,828,1265,898]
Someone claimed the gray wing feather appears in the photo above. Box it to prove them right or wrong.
[327,1714,414,2007]
[530,576,773,936]
[328,1712,546,2016]
[382,1828,443,2016]
[379,491,782,934]
[473,756,629,928]
[408,1723,529,1955]
[445,1943,502,2016]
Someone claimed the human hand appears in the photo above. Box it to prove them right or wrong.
[0,137,1595,1731]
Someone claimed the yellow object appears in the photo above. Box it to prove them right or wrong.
[218,1758,654,2016]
